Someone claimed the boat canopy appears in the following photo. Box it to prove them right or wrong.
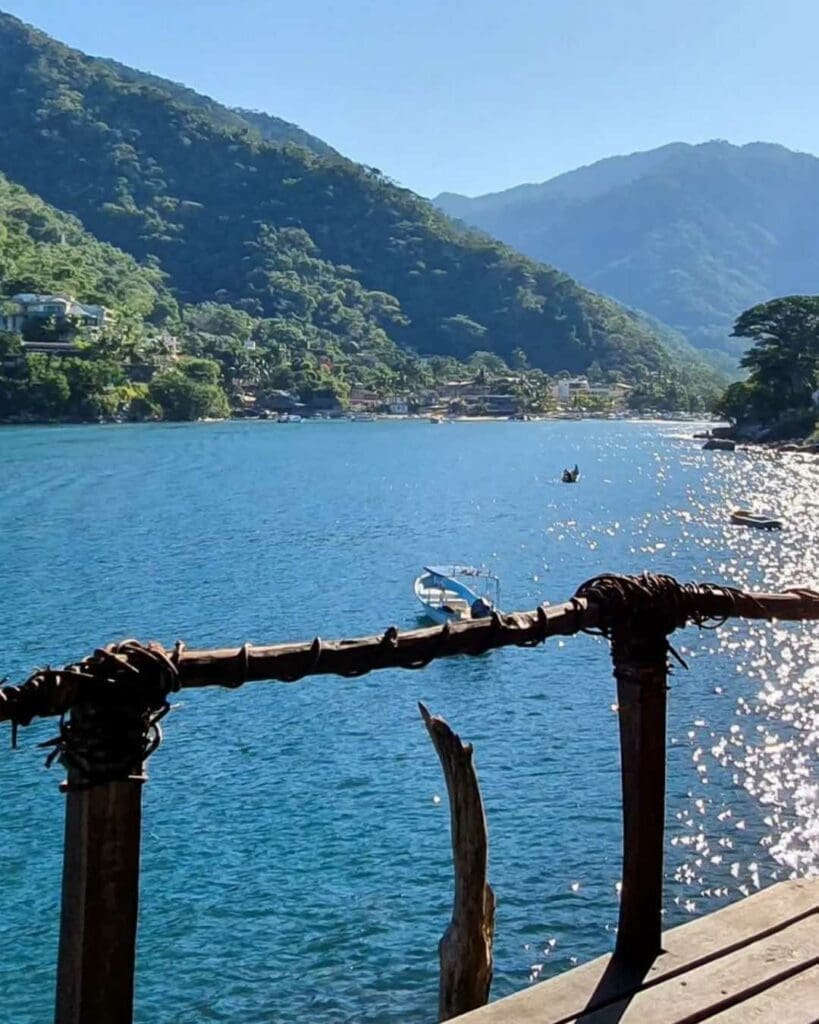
[424,565,498,581]
[421,566,500,605]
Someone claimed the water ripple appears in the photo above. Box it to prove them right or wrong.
[0,421,816,1023]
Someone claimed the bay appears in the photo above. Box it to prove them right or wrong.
[0,420,816,1023]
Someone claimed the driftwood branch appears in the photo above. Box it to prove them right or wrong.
[420,703,494,1021]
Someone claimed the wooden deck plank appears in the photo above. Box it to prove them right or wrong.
[456,880,818,1023]
[706,964,819,1023]
[563,916,818,1023]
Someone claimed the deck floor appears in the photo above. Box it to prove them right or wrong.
[456,879,818,1023]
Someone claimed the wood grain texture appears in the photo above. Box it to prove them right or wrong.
[420,703,495,1021]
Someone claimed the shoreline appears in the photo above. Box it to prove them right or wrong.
[0,412,718,428]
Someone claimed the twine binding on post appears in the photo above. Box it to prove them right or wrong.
[572,573,762,671]
[32,640,180,789]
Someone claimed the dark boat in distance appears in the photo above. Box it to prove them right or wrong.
[730,509,783,530]
[562,465,580,483]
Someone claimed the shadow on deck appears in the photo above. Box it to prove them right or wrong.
[456,879,818,1023]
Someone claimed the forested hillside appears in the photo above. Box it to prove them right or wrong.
[0,171,474,421]
[0,9,715,390]
[97,57,338,157]
[0,171,173,323]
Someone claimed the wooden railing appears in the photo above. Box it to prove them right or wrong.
[2,573,818,1024]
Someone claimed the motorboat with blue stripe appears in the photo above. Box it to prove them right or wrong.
[413,565,501,623]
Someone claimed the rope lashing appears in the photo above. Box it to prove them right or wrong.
[30,641,180,788]
[572,573,760,670]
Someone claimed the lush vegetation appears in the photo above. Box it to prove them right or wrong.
[716,297,819,440]
[0,10,718,404]
[0,173,565,420]
[96,57,338,157]
[0,171,173,322]
[0,170,172,421]
[436,141,819,365]
[0,176,473,421]
[0,165,484,421]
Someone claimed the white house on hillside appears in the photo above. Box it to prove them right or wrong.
[553,377,590,402]
[1,293,111,334]
[551,377,632,405]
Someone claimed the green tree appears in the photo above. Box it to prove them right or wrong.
[734,296,819,410]
[715,380,758,424]
[23,354,70,417]
[0,330,22,357]
[468,350,508,376]
[186,303,255,342]
[716,296,819,436]
[511,347,529,371]
[148,369,229,420]
[178,356,222,385]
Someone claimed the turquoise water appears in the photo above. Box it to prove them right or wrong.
[1,420,817,1023]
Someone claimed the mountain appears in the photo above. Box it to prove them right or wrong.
[96,57,339,158]
[435,141,819,362]
[437,143,693,218]
[0,10,717,394]
[0,170,173,323]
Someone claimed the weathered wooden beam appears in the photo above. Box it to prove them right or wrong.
[2,580,818,727]
[611,628,669,964]
[175,585,819,691]
[420,703,495,1021]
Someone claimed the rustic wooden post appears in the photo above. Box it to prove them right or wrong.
[419,703,495,1022]
[610,625,668,964]
[47,644,175,1024]
[56,769,144,1024]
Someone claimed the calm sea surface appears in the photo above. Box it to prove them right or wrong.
[0,420,817,1023]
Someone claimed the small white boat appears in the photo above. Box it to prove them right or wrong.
[278,413,303,423]
[730,509,782,530]
[414,565,501,624]
[351,413,377,422]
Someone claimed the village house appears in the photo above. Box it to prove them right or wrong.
[552,376,590,402]
[551,377,632,407]
[476,393,519,416]
[436,379,484,400]
[348,386,381,411]
[1,293,112,337]
[259,389,305,415]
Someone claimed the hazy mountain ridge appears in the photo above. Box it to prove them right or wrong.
[435,141,819,359]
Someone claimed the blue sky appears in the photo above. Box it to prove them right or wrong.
[4,0,818,197]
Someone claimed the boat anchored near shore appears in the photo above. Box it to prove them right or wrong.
[413,565,501,623]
